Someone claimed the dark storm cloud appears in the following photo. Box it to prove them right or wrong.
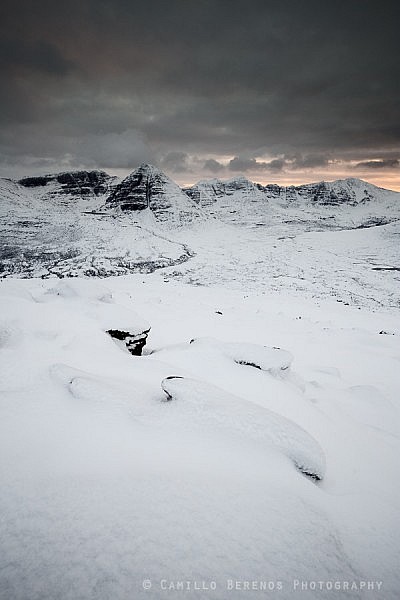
[229,157,285,172]
[160,152,189,172]
[0,38,75,76]
[355,159,400,169]
[204,159,224,173]
[288,155,330,170]
[0,0,399,178]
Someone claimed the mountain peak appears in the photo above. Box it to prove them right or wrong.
[105,164,200,225]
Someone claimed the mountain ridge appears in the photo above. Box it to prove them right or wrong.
[1,163,399,281]
[5,163,398,196]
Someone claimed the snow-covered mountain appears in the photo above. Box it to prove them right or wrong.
[184,175,265,207]
[185,176,397,208]
[185,176,400,229]
[1,165,400,598]
[105,163,202,226]
[1,165,399,281]
[0,167,193,278]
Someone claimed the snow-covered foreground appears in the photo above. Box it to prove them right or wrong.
[166,219,400,310]
[0,273,399,599]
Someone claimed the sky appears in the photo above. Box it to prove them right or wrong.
[1,0,400,190]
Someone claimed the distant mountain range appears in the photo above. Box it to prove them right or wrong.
[12,162,400,215]
[1,163,399,278]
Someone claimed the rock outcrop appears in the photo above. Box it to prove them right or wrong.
[105,163,200,225]
[19,170,115,197]
[107,327,150,356]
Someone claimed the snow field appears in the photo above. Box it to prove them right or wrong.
[0,275,399,598]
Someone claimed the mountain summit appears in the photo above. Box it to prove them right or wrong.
[105,164,200,225]
[1,165,399,278]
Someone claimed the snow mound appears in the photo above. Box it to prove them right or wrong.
[93,303,150,339]
[41,279,114,303]
[0,321,23,349]
[190,337,293,372]
[161,376,325,481]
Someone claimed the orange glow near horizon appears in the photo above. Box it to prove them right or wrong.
[110,160,400,192]
[174,170,400,192]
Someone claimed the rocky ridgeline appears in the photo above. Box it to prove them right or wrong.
[105,164,200,225]
[184,176,264,207]
[12,165,394,212]
[5,165,398,228]
[19,170,115,197]
[258,178,378,206]
[185,177,383,207]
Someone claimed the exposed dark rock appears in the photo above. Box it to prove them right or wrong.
[107,328,150,355]
[19,170,113,197]
[298,468,321,482]
[105,163,199,224]
[293,181,372,206]
[235,360,262,370]
[18,176,50,187]
[162,375,184,400]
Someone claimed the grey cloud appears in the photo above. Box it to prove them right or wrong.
[229,157,285,172]
[0,38,75,76]
[288,154,330,169]
[355,159,400,169]
[204,159,224,173]
[160,152,189,172]
[267,159,286,171]
[229,157,262,172]
[0,0,399,179]
[0,128,154,176]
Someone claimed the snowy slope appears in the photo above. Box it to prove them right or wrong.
[1,163,400,598]
[1,167,399,308]
[0,170,193,278]
[0,275,399,599]
[162,218,400,310]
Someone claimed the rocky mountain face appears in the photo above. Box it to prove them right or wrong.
[1,164,399,279]
[257,178,379,206]
[19,170,116,197]
[105,164,201,225]
[185,177,389,207]
[184,176,264,207]
[182,176,400,229]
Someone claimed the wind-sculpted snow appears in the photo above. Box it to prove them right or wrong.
[1,276,399,598]
[161,376,325,480]
[189,337,293,373]
[0,165,399,600]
